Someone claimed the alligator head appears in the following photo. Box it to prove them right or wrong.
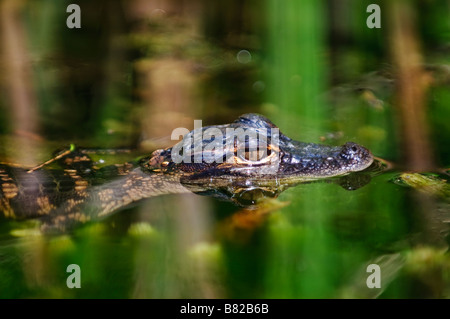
[142,113,374,184]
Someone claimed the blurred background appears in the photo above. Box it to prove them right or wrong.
[0,0,449,298]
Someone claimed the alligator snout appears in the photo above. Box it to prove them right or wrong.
[339,142,374,172]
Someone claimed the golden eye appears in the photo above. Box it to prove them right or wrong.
[235,147,277,164]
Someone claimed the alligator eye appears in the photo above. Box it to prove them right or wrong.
[351,146,358,152]
[235,146,277,164]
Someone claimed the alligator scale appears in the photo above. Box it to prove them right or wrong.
[0,114,375,232]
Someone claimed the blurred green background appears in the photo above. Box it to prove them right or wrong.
[0,0,449,298]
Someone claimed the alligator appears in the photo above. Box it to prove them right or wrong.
[0,113,376,233]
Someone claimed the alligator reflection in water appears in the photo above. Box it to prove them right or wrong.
[0,113,383,233]
[181,159,385,207]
